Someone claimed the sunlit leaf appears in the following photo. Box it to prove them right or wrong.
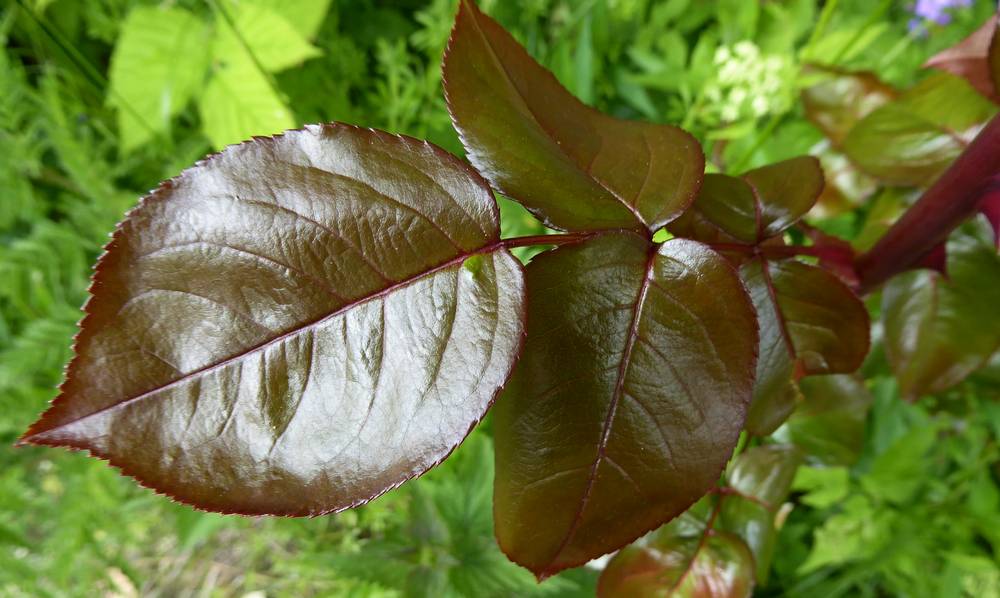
[843,73,998,186]
[20,124,525,516]
[882,224,1000,400]
[443,0,704,232]
[246,0,332,39]
[494,234,757,578]
[108,6,210,152]
[741,258,869,436]
[212,2,322,73]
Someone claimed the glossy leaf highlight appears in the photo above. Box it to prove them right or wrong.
[20,124,526,516]
[443,0,704,232]
[494,234,757,578]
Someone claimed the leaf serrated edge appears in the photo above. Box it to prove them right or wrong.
[17,122,526,517]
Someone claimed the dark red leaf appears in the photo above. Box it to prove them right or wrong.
[443,0,703,232]
[494,233,757,579]
[673,157,824,245]
[20,124,526,515]
[924,15,1000,104]
[741,258,870,436]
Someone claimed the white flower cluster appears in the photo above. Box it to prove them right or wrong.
[705,41,792,123]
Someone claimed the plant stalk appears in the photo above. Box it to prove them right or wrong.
[855,113,1000,294]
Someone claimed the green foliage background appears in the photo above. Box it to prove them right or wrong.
[1,0,998,596]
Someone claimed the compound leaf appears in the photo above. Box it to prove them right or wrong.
[444,0,703,232]
[494,234,757,578]
[20,124,526,516]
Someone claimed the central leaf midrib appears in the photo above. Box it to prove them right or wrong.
[24,244,504,441]
[540,250,656,573]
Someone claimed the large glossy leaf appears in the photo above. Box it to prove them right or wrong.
[443,0,704,232]
[597,529,755,598]
[882,224,1000,400]
[494,233,758,578]
[19,124,526,515]
[842,73,998,186]
[719,445,801,584]
[672,157,824,244]
[741,258,869,436]
[783,375,872,466]
[924,15,1000,104]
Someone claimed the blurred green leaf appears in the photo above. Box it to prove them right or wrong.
[108,6,209,152]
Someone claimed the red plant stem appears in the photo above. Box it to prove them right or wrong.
[856,113,1000,294]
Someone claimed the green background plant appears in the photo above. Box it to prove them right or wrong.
[1,0,998,596]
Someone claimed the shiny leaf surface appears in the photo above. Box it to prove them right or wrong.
[20,124,526,515]
[443,0,704,232]
[598,530,755,598]
[494,234,757,578]
[741,259,870,436]
[785,375,872,466]
[882,225,1000,400]
[676,157,823,244]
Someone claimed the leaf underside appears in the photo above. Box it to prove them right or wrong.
[443,0,704,232]
[494,233,757,579]
[21,124,526,516]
